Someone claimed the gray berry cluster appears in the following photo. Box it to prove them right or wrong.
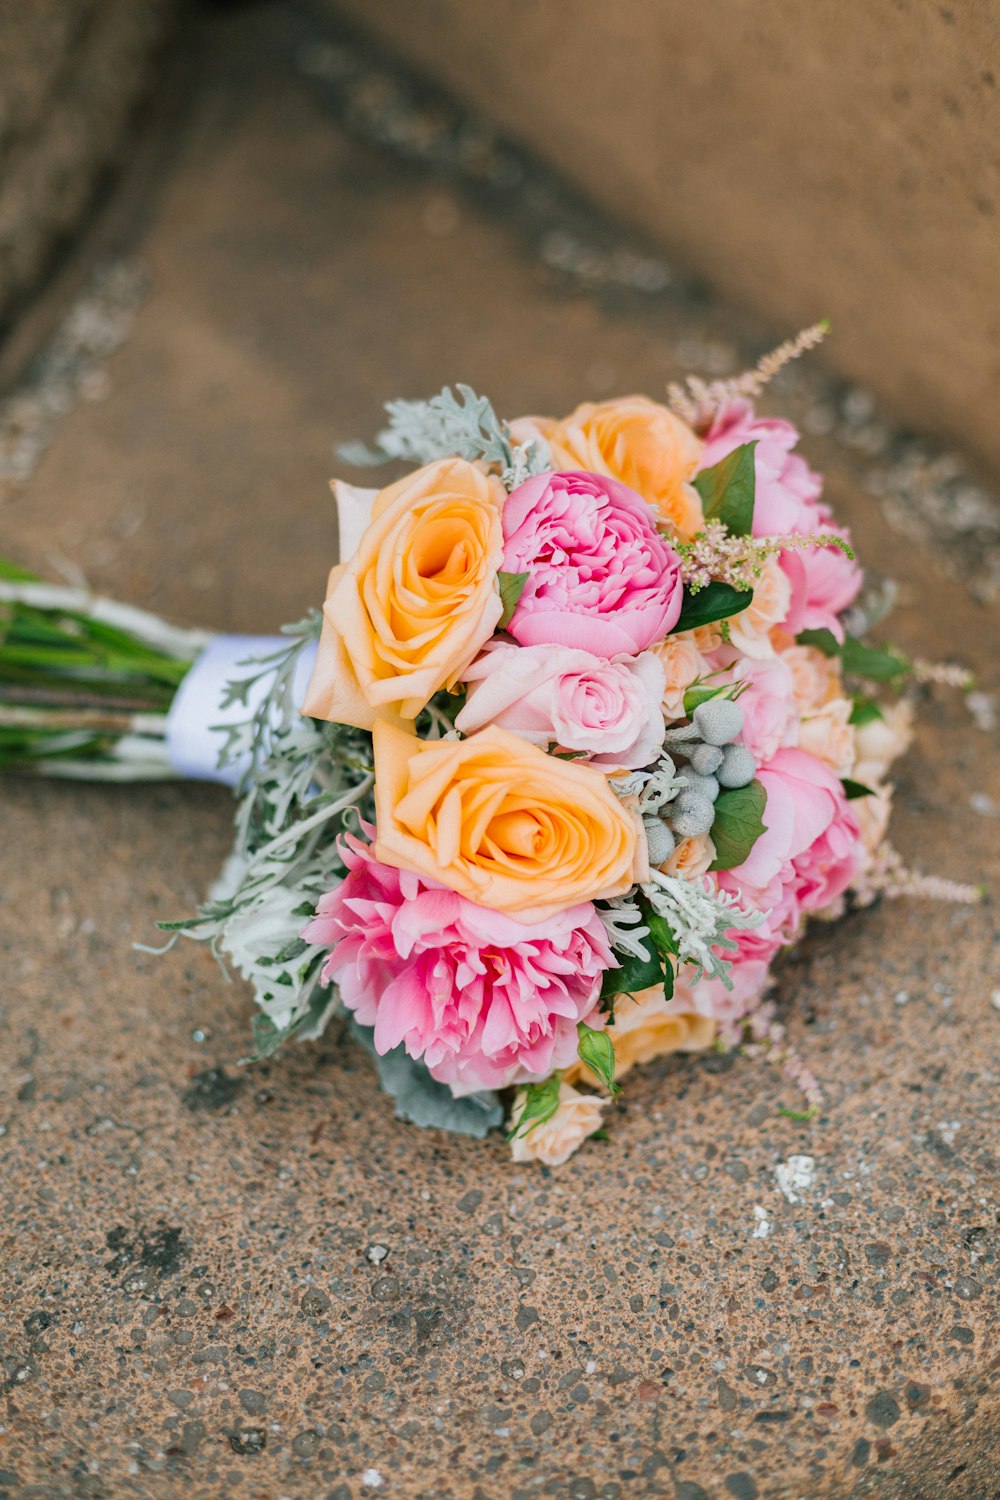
[643,698,756,866]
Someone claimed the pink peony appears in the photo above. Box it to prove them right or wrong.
[501,470,685,656]
[719,748,861,964]
[304,834,612,1096]
[455,640,666,770]
[701,400,861,640]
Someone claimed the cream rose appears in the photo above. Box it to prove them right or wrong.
[779,642,843,711]
[853,700,914,786]
[726,555,792,659]
[797,697,856,777]
[653,634,708,720]
[545,395,705,539]
[373,721,643,922]
[567,988,716,1086]
[662,833,716,880]
[509,1082,608,1166]
[301,458,506,729]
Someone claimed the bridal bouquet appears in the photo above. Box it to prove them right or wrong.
[1,330,978,1163]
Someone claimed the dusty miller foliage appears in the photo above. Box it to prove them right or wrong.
[338,383,551,489]
[158,615,376,1061]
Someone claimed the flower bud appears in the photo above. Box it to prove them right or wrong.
[693,698,744,746]
[689,742,724,776]
[717,744,756,788]
[643,816,676,866]
[670,791,715,838]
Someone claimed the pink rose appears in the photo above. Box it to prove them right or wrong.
[501,470,684,655]
[305,834,612,1096]
[455,640,666,770]
[701,400,861,640]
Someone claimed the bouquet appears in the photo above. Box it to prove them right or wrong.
[1,329,979,1165]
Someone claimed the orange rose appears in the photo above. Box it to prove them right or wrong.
[302,458,506,729]
[546,395,705,539]
[373,721,642,922]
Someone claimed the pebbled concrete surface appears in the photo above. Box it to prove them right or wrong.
[0,6,997,1498]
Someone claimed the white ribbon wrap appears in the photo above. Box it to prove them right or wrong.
[165,634,318,785]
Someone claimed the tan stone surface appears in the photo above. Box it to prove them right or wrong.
[1,6,998,1498]
[0,0,177,328]
[325,0,1000,479]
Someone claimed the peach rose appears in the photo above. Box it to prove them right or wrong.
[546,395,705,539]
[662,832,716,880]
[779,643,843,711]
[373,721,643,922]
[797,697,856,777]
[653,634,708,720]
[509,1082,607,1166]
[726,555,792,659]
[567,988,716,1086]
[302,458,506,730]
[854,783,893,854]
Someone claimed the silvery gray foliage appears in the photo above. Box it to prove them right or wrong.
[597,894,652,962]
[338,383,551,489]
[349,1022,503,1137]
[158,615,377,1060]
[642,870,765,989]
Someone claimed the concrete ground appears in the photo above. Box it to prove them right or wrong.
[0,6,997,1498]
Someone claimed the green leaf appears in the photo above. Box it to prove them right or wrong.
[849,696,884,727]
[497,570,529,630]
[798,628,908,682]
[683,682,733,715]
[692,441,757,536]
[506,1071,563,1142]
[840,636,908,681]
[577,1024,620,1095]
[778,1105,819,1123]
[671,581,753,635]
[841,777,877,800]
[600,945,662,1001]
[646,908,679,959]
[796,627,839,656]
[708,780,768,871]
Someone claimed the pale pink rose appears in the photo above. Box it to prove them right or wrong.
[726,555,792,659]
[455,640,666,770]
[797,697,856,777]
[719,872,804,968]
[702,399,823,535]
[781,541,863,641]
[501,470,685,656]
[779,643,842,711]
[710,650,798,763]
[305,834,612,1096]
[653,634,709,720]
[509,1082,608,1166]
[662,833,716,880]
[701,399,861,640]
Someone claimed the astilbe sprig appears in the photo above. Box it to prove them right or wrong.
[667,322,830,431]
[677,520,854,593]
